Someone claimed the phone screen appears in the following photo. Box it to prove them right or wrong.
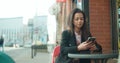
[88,37,96,42]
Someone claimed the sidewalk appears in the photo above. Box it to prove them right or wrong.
[4,47,52,63]
[4,47,23,51]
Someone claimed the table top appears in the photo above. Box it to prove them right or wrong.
[68,53,119,59]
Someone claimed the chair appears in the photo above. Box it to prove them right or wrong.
[52,45,60,63]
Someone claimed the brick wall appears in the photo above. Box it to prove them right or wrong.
[89,0,112,52]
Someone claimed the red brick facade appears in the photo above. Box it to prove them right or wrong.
[89,0,112,52]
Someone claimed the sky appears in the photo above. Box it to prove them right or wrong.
[0,0,58,44]
[0,0,55,24]
[0,0,55,18]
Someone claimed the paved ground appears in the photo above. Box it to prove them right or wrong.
[118,55,120,63]
[4,47,52,63]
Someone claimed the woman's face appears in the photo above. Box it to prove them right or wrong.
[73,12,84,29]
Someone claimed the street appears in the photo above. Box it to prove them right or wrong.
[1,46,119,63]
[4,47,52,63]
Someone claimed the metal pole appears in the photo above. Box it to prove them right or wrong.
[31,25,34,44]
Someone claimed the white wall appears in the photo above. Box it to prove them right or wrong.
[47,0,56,44]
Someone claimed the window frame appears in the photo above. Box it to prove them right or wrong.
[110,0,119,52]
[82,0,90,29]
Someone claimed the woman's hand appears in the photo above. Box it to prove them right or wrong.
[77,40,95,51]
[89,44,97,51]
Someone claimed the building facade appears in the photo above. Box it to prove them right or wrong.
[0,16,48,47]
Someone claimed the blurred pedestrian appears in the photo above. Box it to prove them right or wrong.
[55,8,102,63]
[0,35,4,52]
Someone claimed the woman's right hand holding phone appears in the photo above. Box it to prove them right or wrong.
[77,40,95,51]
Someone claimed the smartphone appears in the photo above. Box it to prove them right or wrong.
[87,37,96,42]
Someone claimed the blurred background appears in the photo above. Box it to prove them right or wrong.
[0,0,120,63]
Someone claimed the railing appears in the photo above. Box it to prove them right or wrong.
[31,44,47,58]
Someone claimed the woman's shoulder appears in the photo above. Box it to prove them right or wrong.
[62,30,69,32]
[62,30,71,34]
[62,30,72,37]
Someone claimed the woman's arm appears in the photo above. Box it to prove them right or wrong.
[94,41,102,52]
[90,41,102,53]
[88,32,102,53]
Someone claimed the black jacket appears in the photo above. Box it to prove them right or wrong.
[56,30,102,63]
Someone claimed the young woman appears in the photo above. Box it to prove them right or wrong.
[55,8,102,63]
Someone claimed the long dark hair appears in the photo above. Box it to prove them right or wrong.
[67,8,90,40]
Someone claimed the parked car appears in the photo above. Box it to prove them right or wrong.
[5,41,14,47]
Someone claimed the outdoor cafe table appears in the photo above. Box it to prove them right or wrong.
[31,44,55,58]
[68,51,118,63]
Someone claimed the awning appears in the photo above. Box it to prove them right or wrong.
[56,0,66,3]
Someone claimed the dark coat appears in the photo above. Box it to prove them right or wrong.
[56,30,102,63]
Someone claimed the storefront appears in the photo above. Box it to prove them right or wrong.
[78,0,119,52]
[55,0,119,53]
[116,0,120,50]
